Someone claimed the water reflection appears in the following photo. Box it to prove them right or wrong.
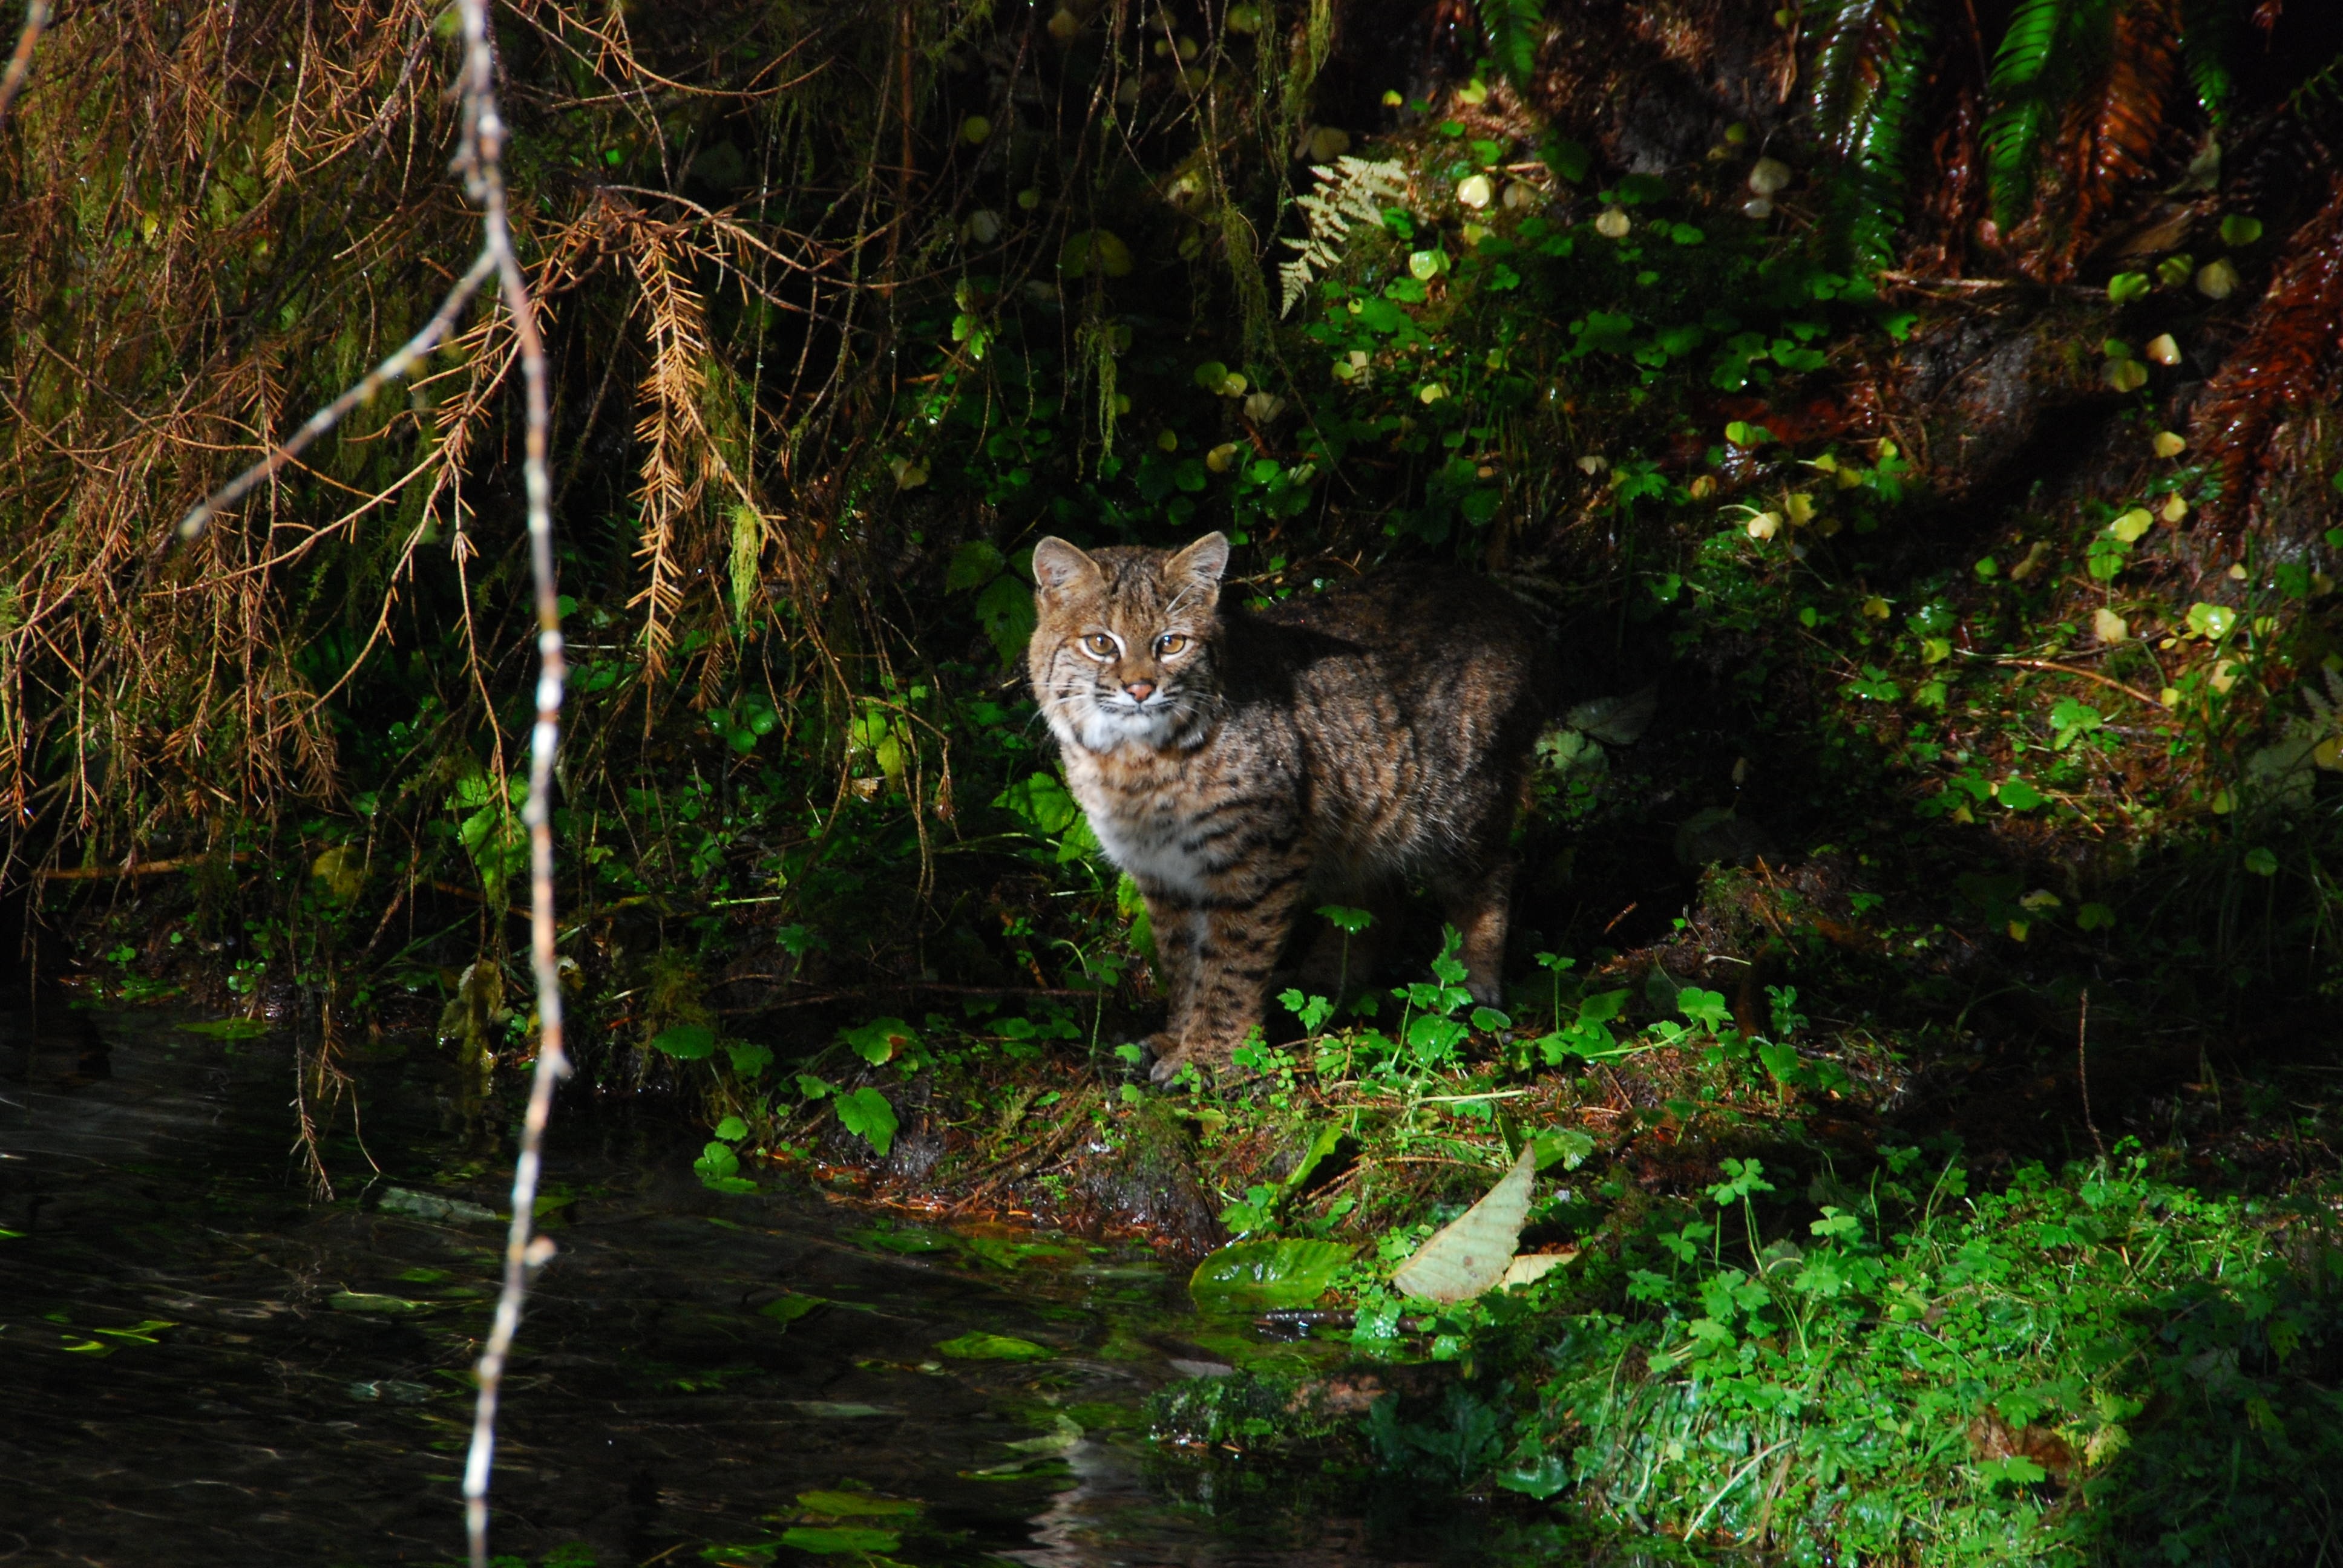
[0,1008,1516,1567]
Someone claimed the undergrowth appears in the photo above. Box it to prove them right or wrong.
[1375,1152,2343,1564]
[18,2,2343,1560]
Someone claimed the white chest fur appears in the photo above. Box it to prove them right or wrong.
[1062,755,1217,899]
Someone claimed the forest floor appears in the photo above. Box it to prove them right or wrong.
[39,799,2343,1567]
[15,0,2343,1560]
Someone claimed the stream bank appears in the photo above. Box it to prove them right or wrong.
[0,1002,1663,1568]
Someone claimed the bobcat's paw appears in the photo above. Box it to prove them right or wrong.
[1145,1033,1204,1088]
[1113,1032,1175,1082]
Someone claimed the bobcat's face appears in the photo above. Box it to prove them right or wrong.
[1027,532,1228,753]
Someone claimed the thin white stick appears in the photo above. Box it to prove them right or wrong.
[444,4,566,1568]
[169,7,563,1557]
[177,250,499,540]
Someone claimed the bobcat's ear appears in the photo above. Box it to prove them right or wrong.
[1031,537,1103,600]
[1168,531,1230,590]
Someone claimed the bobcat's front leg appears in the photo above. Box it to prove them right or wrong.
[1135,881,1201,1067]
[1149,862,1308,1086]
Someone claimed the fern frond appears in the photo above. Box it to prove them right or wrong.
[1478,0,1546,85]
[1278,156,1408,316]
[2177,0,2237,124]
[1981,0,2117,226]
[1987,0,2069,104]
[1981,0,2067,221]
[1813,0,1917,156]
[1811,0,1937,269]
[1276,258,1316,320]
[2282,49,2343,120]
[2075,0,2180,237]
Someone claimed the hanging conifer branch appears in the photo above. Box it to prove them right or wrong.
[175,250,500,541]
[627,222,713,679]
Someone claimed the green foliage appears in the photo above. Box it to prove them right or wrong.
[1529,1127,1597,1170]
[831,1088,899,1158]
[706,694,779,756]
[1190,1239,1357,1307]
[692,1140,755,1192]
[1476,0,1546,84]
[779,1526,900,1554]
[1981,0,2115,227]
[695,1108,758,1192]
[1149,1366,1366,1451]
[994,771,1102,864]
[839,1017,918,1067]
[1467,1155,2343,1563]
[794,1491,919,1518]
[932,1331,1052,1361]
[649,1024,718,1060]
[2180,0,2240,122]
[1529,985,1631,1065]
[1810,0,1938,267]
[1373,1385,1510,1485]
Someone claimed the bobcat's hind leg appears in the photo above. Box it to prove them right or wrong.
[1435,860,1514,1008]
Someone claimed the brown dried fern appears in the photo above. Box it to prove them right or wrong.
[2067,0,2182,266]
[626,218,713,681]
[2191,175,2343,535]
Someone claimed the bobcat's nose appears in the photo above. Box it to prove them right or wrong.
[1122,679,1156,702]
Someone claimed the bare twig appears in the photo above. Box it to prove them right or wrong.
[1971,653,2171,711]
[159,0,568,1557]
[952,1095,1094,1213]
[175,249,497,540]
[38,851,250,880]
[446,1,567,1565]
[1875,271,2030,290]
[1686,1438,1792,1541]
[2079,988,2106,1160]
[0,0,49,136]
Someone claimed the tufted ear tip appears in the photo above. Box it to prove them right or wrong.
[1169,531,1230,586]
[1031,536,1102,596]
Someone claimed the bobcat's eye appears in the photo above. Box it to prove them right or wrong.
[1081,633,1119,659]
[1155,633,1189,657]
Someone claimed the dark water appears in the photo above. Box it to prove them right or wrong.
[0,1006,1521,1567]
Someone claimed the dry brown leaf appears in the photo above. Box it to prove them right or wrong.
[1391,1143,1537,1304]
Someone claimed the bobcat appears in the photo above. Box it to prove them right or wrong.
[1026,531,1546,1085]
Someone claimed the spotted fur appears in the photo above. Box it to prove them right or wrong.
[1027,532,1546,1085]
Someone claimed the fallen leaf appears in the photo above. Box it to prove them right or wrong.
[796,1491,920,1517]
[1391,1143,1536,1304]
[1190,1238,1354,1308]
[1499,1250,1578,1290]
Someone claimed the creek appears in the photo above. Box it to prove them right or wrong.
[0,1006,1521,1567]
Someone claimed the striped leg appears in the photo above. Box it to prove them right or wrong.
[1435,858,1513,1007]
[1138,883,1202,1063]
[1152,868,1308,1083]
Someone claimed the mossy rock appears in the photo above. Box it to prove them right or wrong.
[1082,1098,1225,1255]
